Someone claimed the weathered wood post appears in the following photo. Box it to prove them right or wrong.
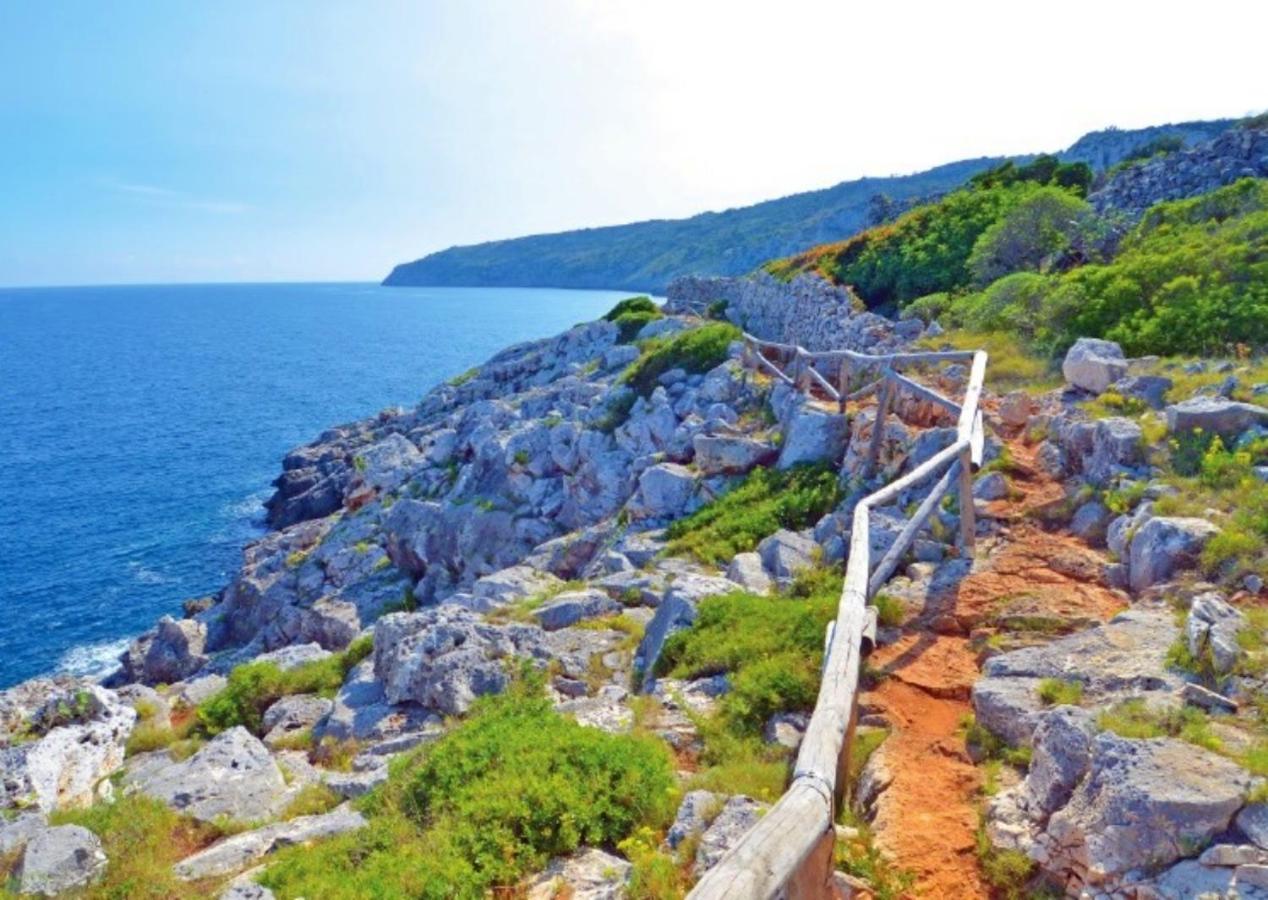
[958,446,976,553]
[836,357,850,414]
[864,372,893,479]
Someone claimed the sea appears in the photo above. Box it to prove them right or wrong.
[0,282,631,689]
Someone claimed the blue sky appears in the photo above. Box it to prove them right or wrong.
[2,1,1265,287]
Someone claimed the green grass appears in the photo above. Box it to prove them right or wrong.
[976,816,1038,900]
[962,716,1032,768]
[872,593,905,628]
[916,328,1059,394]
[1096,699,1222,751]
[259,674,675,899]
[664,464,841,565]
[47,793,224,899]
[834,819,916,900]
[1036,678,1084,707]
[657,578,838,735]
[620,322,740,396]
[197,636,373,736]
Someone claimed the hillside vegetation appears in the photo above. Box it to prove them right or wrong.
[766,123,1268,357]
[383,120,1235,293]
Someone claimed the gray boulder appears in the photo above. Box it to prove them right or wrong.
[973,472,1009,501]
[0,682,136,813]
[1062,337,1128,394]
[998,391,1035,427]
[121,615,209,685]
[354,433,423,494]
[1025,707,1095,815]
[314,659,438,743]
[373,608,548,715]
[128,727,289,823]
[524,847,631,900]
[1110,375,1173,410]
[174,805,366,880]
[1128,516,1220,592]
[725,552,773,594]
[1166,396,1268,439]
[692,434,777,476]
[1239,804,1268,850]
[261,694,333,747]
[1070,501,1113,546]
[471,565,564,607]
[1085,417,1144,484]
[17,824,106,896]
[1043,733,1250,885]
[534,590,621,631]
[776,407,848,469]
[757,529,818,583]
[693,795,769,876]
[629,463,697,520]
[636,574,734,687]
[1187,591,1245,675]
[0,812,47,855]
[666,790,723,851]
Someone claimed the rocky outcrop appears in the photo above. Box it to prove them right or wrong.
[173,805,366,880]
[127,727,290,823]
[524,847,631,900]
[1127,517,1220,592]
[1062,338,1128,395]
[666,272,921,352]
[1091,123,1268,220]
[15,824,107,896]
[0,681,135,813]
[1166,395,1268,438]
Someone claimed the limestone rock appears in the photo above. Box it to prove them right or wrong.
[1063,338,1128,394]
[973,472,1009,501]
[261,694,333,747]
[0,812,47,855]
[725,552,773,594]
[666,790,723,851]
[121,615,209,685]
[1128,516,1219,592]
[174,805,366,880]
[1110,374,1172,410]
[757,529,818,583]
[692,434,777,476]
[777,407,848,469]
[472,565,564,607]
[128,727,289,823]
[1043,733,1250,884]
[1166,396,1268,439]
[524,847,631,900]
[534,589,621,631]
[635,575,734,688]
[998,391,1035,427]
[629,462,698,521]
[694,795,768,877]
[373,608,548,715]
[17,824,106,896]
[1070,500,1113,546]
[1187,591,1245,676]
[0,682,136,813]
[1085,417,1144,484]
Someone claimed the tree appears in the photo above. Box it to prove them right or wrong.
[967,187,1092,286]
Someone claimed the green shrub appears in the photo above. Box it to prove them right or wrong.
[197,636,372,736]
[603,296,659,321]
[603,296,664,344]
[967,187,1093,286]
[1096,698,1221,751]
[620,322,740,396]
[872,593,905,628]
[665,464,841,565]
[260,677,675,899]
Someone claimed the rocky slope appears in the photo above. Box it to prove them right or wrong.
[4,269,1268,897]
[382,119,1240,294]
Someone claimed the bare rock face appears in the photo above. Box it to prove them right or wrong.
[1187,591,1245,676]
[173,805,366,880]
[261,694,333,747]
[524,847,632,900]
[757,529,818,584]
[1166,396,1268,439]
[972,609,1180,747]
[776,406,848,469]
[16,824,107,896]
[1042,733,1250,888]
[692,433,777,476]
[693,795,769,877]
[120,615,209,685]
[127,727,290,823]
[373,608,550,715]
[0,681,136,813]
[1062,338,1127,395]
[1128,516,1219,592]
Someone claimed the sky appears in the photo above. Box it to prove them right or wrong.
[1,0,1265,287]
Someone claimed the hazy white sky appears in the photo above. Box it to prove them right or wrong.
[1,0,1264,286]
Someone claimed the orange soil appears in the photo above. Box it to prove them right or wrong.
[856,438,1126,898]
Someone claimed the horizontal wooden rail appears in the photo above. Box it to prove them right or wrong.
[691,337,987,900]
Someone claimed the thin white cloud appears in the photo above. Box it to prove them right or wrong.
[98,178,251,215]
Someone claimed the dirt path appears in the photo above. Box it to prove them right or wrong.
[857,438,1125,898]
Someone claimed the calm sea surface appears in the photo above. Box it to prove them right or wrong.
[0,282,629,688]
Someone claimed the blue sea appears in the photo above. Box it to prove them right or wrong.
[0,283,629,689]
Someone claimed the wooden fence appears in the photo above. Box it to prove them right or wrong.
[686,333,987,900]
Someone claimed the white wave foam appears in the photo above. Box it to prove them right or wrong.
[127,560,178,586]
[56,637,130,682]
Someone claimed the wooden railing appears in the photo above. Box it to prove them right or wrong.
[687,334,987,900]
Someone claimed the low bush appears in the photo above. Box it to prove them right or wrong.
[1096,698,1221,751]
[260,675,675,899]
[620,322,740,396]
[1036,678,1083,706]
[197,636,373,735]
[604,295,663,343]
[664,464,841,565]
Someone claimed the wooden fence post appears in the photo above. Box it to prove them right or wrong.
[865,374,893,479]
[958,444,976,553]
